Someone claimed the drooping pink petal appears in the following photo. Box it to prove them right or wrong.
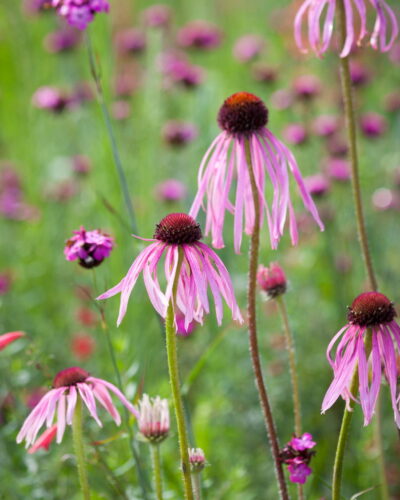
[87,377,139,417]
[0,331,25,351]
[92,382,121,425]
[28,425,57,454]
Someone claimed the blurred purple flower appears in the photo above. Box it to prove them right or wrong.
[23,0,51,15]
[280,432,316,485]
[349,60,371,87]
[0,272,11,295]
[257,262,287,299]
[190,92,323,252]
[360,112,387,138]
[72,155,91,176]
[304,174,330,197]
[322,292,400,427]
[327,135,348,157]
[251,64,277,84]
[44,27,81,53]
[115,29,146,56]
[162,120,198,147]
[160,52,204,88]
[282,123,308,145]
[51,0,109,30]
[372,188,400,211]
[155,179,187,202]
[293,74,321,100]
[270,89,294,110]
[233,34,264,63]
[313,115,339,137]
[0,166,39,220]
[111,100,131,121]
[17,367,138,447]
[142,4,171,28]
[64,227,114,269]
[32,86,70,113]
[97,213,243,328]
[287,458,312,484]
[294,0,399,57]
[326,157,351,181]
[177,21,222,50]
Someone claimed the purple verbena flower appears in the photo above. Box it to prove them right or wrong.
[64,227,114,269]
[97,213,243,328]
[51,0,109,30]
[294,0,399,58]
[17,367,138,447]
[189,92,323,253]
[322,292,400,426]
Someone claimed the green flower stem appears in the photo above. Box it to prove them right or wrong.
[276,296,302,437]
[72,397,91,500]
[374,396,390,500]
[85,30,137,233]
[165,248,194,500]
[332,330,372,500]
[276,296,303,500]
[244,139,289,500]
[191,473,202,500]
[337,0,377,292]
[150,445,163,500]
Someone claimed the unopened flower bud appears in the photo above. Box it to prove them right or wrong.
[138,394,169,444]
[189,447,206,472]
[257,263,286,299]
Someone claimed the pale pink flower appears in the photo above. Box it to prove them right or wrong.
[322,292,400,427]
[17,367,138,447]
[0,331,25,351]
[97,213,243,328]
[138,394,169,443]
[189,447,206,472]
[294,0,399,58]
[190,92,323,253]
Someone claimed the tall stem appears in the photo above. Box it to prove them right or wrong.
[165,248,194,500]
[244,139,289,500]
[72,397,91,500]
[276,296,303,500]
[276,297,302,437]
[191,473,202,500]
[85,30,137,233]
[337,0,377,292]
[374,396,390,500]
[332,330,372,500]
[150,445,163,500]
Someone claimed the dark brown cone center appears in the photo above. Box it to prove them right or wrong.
[347,292,396,327]
[53,367,89,388]
[217,92,268,136]
[154,213,202,244]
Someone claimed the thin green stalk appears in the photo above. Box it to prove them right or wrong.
[165,248,194,500]
[276,296,303,500]
[337,0,377,292]
[85,30,137,233]
[332,330,372,500]
[150,445,163,500]
[72,397,91,500]
[244,139,289,500]
[191,473,202,500]
[276,296,302,437]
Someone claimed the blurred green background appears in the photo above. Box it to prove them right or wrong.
[0,0,399,498]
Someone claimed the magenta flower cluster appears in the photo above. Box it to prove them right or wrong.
[64,226,114,269]
[51,0,109,30]
[280,433,316,484]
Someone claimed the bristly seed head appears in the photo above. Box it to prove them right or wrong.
[154,213,202,244]
[347,292,396,327]
[53,367,89,388]
[217,92,268,136]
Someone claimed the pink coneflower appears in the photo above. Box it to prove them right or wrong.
[257,262,287,299]
[177,21,222,50]
[97,213,243,328]
[322,292,400,426]
[155,179,188,202]
[138,394,169,443]
[0,331,25,351]
[280,432,316,484]
[161,120,198,147]
[64,227,114,269]
[17,367,138,447]
[51,0,109,30]
[233,34,265,63]
[189,92,323,253]
[28,425,57,453]
[294,0,399,58]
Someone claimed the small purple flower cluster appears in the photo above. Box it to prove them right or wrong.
[51,0,109,30]
[280,433,316,484]
[64,227,114,269]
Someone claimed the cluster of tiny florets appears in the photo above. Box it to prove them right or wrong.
[217,92,268,136]
[347,292,396,327]
[154,213,202,244]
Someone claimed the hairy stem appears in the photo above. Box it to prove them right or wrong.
[337,0,377,292]
[72,397,91,500]
[244,139,289,500]
[165,248,194,500]
[150,445,163,500]
[332,330,372,500]
[276,296,303,500]
[85,30,137,233]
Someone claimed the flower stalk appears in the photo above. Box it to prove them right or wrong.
[150,445,163,500]
[244,139,289,500]
[165,248,194,500]
[72,397,91,500]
